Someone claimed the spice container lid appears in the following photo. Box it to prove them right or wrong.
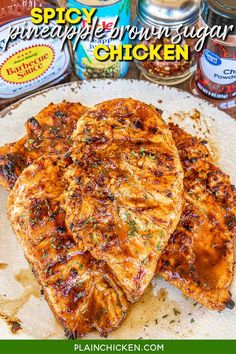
[137,0,200,28]
[201,0,236,34]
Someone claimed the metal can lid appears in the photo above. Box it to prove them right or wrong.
[137,0,200,28]
[206,0,236,16]
[201,0,236,33]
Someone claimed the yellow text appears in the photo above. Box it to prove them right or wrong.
[94,44,190,62]
[31,7,96,25]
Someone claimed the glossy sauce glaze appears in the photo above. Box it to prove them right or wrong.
[0,102,87,191]
[65,98,184,303]
[8,156,129,338]
[157,124,236,311]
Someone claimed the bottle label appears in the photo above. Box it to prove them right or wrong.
[200,49,236,85]
[0,17,71,99]
[67,0,130,80]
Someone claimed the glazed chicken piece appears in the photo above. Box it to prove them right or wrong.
[157,124,236,311]
[0,102,88,191]
[7,156,128,338]
[64,99,184,303]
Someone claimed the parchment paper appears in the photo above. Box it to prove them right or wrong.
[0,80,235,339]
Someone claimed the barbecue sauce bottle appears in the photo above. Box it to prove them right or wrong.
[0,0,72,110]
[191,0,236,112]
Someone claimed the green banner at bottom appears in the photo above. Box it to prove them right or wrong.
[0,340,235,354]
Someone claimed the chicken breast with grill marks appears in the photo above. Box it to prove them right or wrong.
[64,99,184,303]
[157,124,236,311]
[7,156,128,338]
[0,102,88,191]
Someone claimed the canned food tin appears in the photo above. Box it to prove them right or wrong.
[67,0,131,80]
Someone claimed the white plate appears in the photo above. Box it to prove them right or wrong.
[0,79,235,340]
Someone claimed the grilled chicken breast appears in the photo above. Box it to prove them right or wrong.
[0,102,88,191]
[8,156,128,338]
[157,124,236,311]
[64,99,184,303]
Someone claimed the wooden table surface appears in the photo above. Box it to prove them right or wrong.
[60,0,236,119]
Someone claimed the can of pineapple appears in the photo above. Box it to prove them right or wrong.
[67,0,131,80]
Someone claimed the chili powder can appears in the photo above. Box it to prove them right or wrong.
[194,0,236,109]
